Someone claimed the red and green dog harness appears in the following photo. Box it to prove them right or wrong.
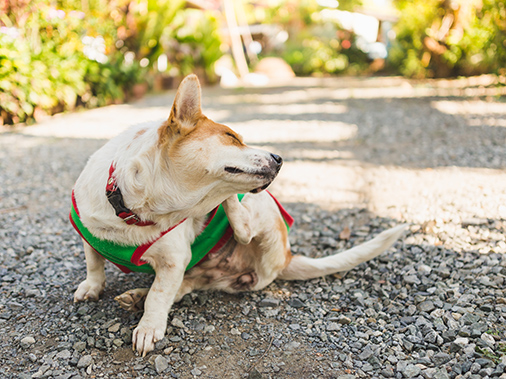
[70,191,293,274]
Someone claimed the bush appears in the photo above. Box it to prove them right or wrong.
[0,0,222,125]
[388,0,506,78]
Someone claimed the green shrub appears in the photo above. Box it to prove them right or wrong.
[388,0,506,78]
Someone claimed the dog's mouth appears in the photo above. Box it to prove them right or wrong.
[250,182,272,193]
[224,166,275,193]
[224,166,245,174]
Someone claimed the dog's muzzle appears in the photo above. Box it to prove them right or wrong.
[250,154,283,194]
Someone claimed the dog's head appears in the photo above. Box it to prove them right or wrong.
[157,75,282,211]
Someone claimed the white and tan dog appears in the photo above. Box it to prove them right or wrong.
[71,74,406,356]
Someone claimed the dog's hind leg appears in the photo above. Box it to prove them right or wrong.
[115,277,196,312]
[115,288,149,312]
[74,239,106,302]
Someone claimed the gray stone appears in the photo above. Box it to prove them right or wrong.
[20,336,35,348]
[285,341,301,350]
[432,368,450,379]
[258,298,279,307]
[358,346,374,360]
[73,341,86,352]
[154,355,169,374]
[248,369,263,379]
[432,353,451,366]
[191,368,202,376]
[402,364,421,378]
[55,350,71,359]
[404,275,421,285]
[76,355,93,368]
[171,317,185,328]
[287,298,305,308]
[418,301,436,313]
[327,322,340,331]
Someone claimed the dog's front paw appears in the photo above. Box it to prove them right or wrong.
[132,316,166,357]
[74,279,105,302]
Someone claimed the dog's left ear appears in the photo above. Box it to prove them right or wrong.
[168,74,202,130]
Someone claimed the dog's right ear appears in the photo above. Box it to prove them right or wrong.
[159,74,202,143]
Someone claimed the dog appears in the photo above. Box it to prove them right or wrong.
[71,74,406,356]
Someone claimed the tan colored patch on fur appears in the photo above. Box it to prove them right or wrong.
[134,129,147,139]
[181,117,244,146]
[127,129,148,149]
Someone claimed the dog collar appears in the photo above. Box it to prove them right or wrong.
[106,163,156,226]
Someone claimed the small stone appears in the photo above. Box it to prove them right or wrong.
[191,368,202,376]
[418,265,432,275]
[418,301,435,313]
[73,341,86,352]
[404,275,421,285]
[337,375,356,379]
[480,333,495,346]
[285,341,300,350]
[8,301,24,310]
[171,317,185,328]
[113,339,123,347]
[230,328,241,335]
[432,353,451,366]
[204,325,215,333]
[358,346,374,360]
[241,332,251,340]
[258,298,279,307]
[460,313,480,325]
[55,350,71,359]
[108,322,121,333]
[77,355,93,368]
[327,322,340,331]
[433,368,450,379]
[287,298,305,308]
[337,315,352,325]
[248,369,263,379]
[154,355,169,374]
[402,364,421,378]
[381,368,395,377]
[475,358,494,368]
[20,336,35,348]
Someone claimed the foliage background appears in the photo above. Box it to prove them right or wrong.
[0,0,222,124]
[1,0,505,125]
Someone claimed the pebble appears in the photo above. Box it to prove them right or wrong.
[402,364,421,378]
[154,355,169,374]
[20,336,35,348]
[418,301,436,313]
[77,355,93,368]
[258,298,279,307]
[171,317,185,328]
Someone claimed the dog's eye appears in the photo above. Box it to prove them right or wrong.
[225,166,245,174]
[225,132,241,144]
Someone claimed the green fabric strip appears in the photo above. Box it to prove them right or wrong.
[70,194,247,274]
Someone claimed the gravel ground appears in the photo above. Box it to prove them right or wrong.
[1,76,506,379]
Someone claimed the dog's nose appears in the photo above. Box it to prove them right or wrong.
[271,153,283,168]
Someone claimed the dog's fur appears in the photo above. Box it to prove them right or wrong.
[72,74,406,356]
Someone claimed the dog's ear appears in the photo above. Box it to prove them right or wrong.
[168,74,202,130]
[159,75,202,144]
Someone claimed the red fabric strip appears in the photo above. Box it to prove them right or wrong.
[267,190,294,227]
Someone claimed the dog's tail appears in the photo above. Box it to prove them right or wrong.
[278,224,407,281]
